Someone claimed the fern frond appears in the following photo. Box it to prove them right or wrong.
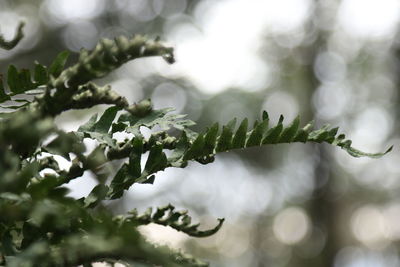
[0,51,69,110]
[76,106,391,198]
[0,35,173,118]
[178,112,392,160]
[38,36,172,116]
[50,36,174,91]
[124,204,224,238]
[76,105,122,147]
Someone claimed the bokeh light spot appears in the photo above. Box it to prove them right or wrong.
[262,91,299,125]
[338,0,400,39]
[44,0,105,25]
[151,82,187,113]
[351,205,389,249]
[273,207,310,245]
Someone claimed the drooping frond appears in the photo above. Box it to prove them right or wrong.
[124,204,224,237]
[72,105,392,199]
[179,112,393,159]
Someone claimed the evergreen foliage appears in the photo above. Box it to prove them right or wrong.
[0,23,391,266]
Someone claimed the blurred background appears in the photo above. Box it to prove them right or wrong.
[1,0,400,266]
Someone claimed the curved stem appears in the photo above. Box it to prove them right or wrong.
[0,22,25,50]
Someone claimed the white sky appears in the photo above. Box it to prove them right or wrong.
[162,0,400,94]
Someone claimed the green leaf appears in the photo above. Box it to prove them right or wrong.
[6,65,36,95]
[85,146,108,179]
[78,114,98,132]
[3,162,40,194]
[231,118,248,149]
[262,115,284,144]
[279,116,300,142]
[203,123,219,155]
[94,106,121,133]
[293,122,313,142]
[19,69,35,91]
[45,132,84,160]
[7,65,20,93]
[48,51,70,78]
[226,118,237,131]
[128,138,143,178]
[246,119,268,147]
[33,62,48,85]
[77,107,121,147]
[120,108,195,135]
[109,164,129,199]
[216,126,233,152]
[28,175,60,200]
[262,111,269,121]
[169,132,190,167]
[144,144,168,174]
[183,134,205,160]
[0,75,10,103]
[84,184,109,208]
[308,125,331,143]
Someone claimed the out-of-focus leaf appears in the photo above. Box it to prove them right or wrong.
[48,51,70,78]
